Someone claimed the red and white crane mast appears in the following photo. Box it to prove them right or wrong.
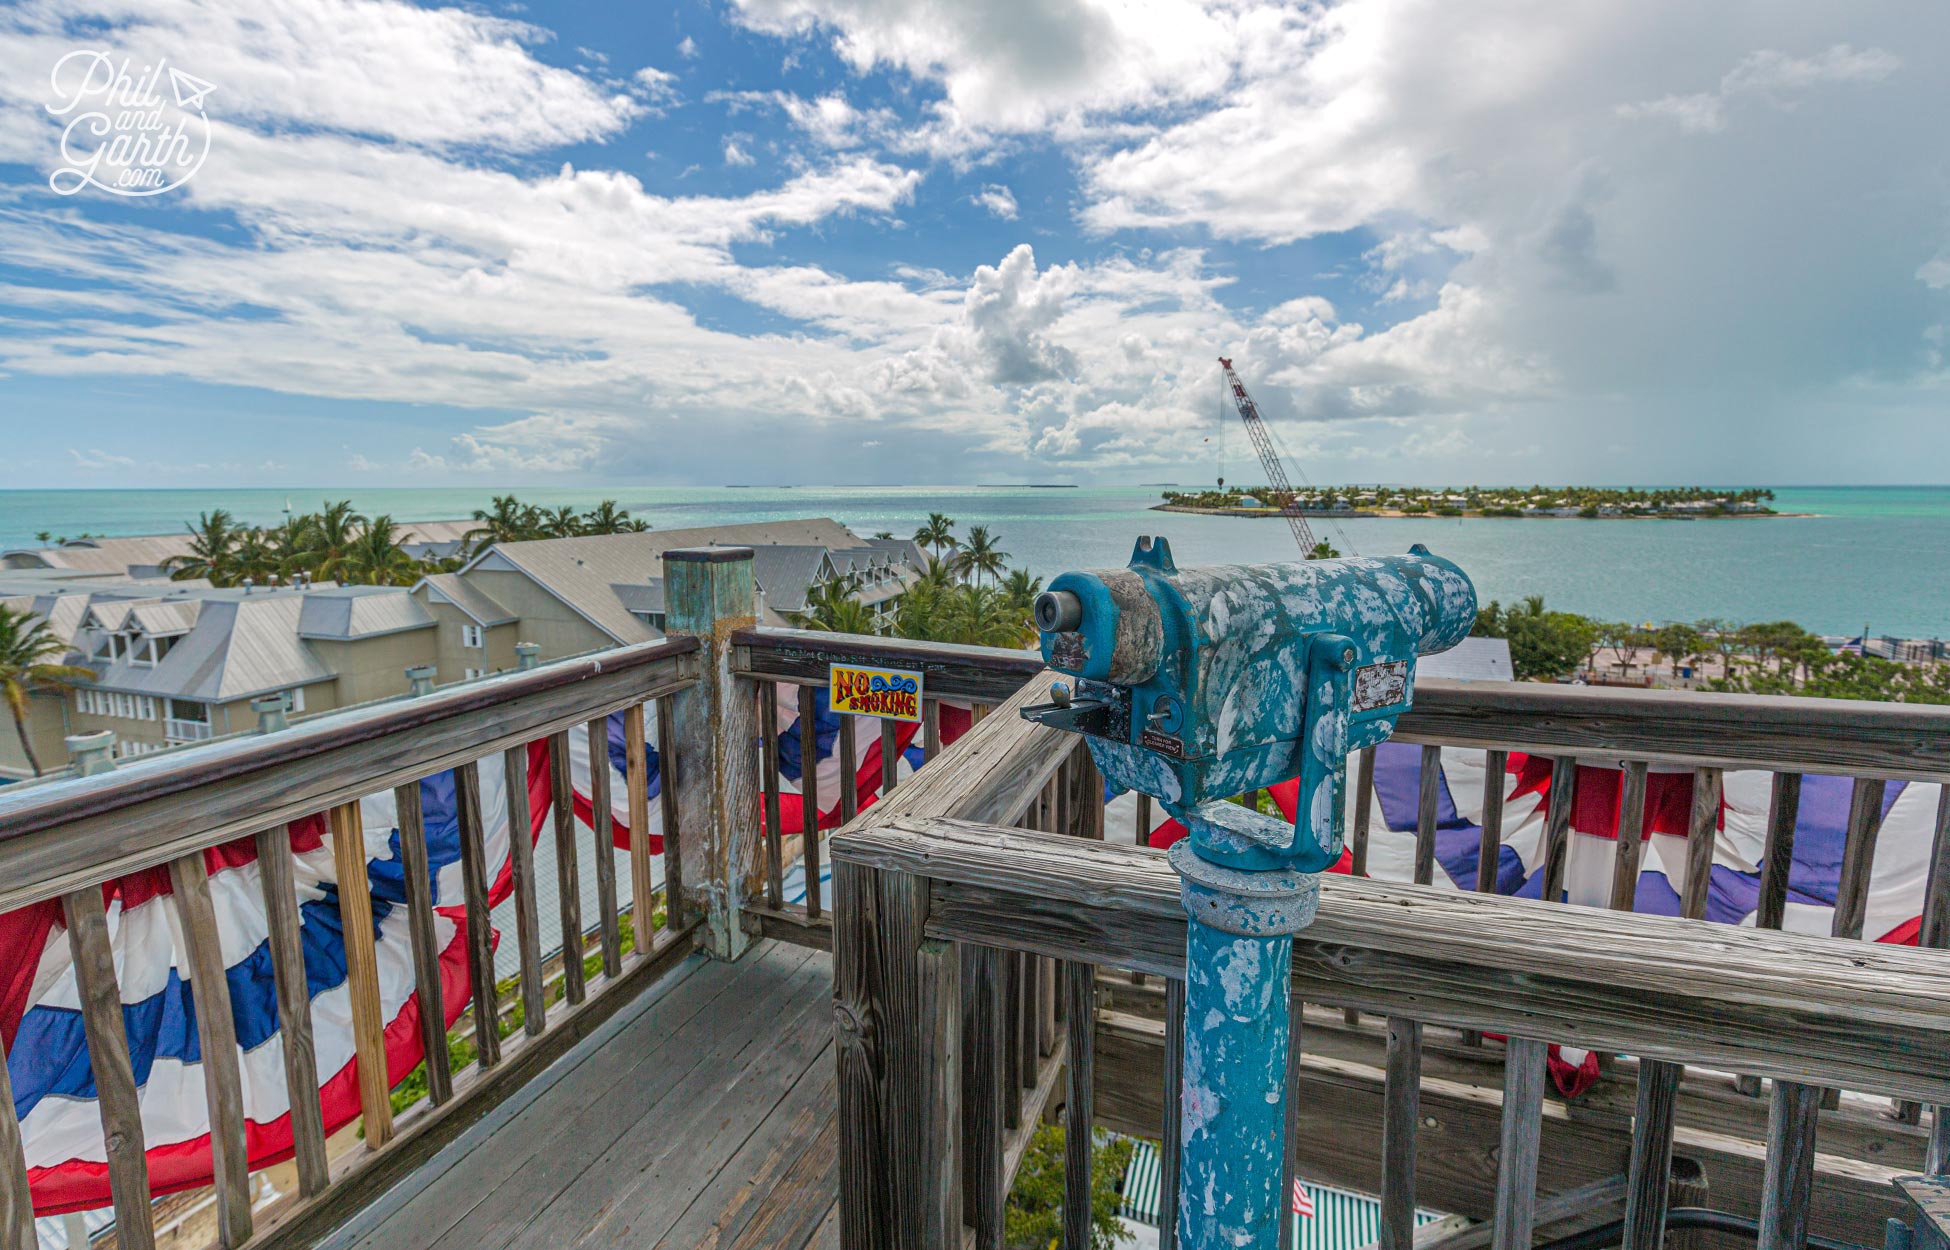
[1217,356,1319,556]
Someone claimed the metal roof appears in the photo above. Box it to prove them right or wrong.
[297,587,435,640]
[87,595,334,702]
[0,534,194,575]
[417,573,518,626]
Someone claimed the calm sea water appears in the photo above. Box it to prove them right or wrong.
[1,485,1945,637]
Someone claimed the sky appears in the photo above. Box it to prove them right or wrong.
[0,0,1946,489]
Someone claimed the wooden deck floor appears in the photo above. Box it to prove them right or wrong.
[327,940,840,1250]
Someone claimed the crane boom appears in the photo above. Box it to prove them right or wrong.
[1218,356,1318,555]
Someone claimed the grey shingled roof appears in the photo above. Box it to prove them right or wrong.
[88,593,334,702]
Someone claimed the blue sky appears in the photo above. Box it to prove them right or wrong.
[0,0,1946,488]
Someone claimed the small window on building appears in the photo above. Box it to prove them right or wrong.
[114,692,133,718]
[138,696,156,720]
[464,666,486,680]
[278,688,306,714]
[461,623,484,648]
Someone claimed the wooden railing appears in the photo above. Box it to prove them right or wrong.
[0,636,701,1250]
[827,672,1950,1250]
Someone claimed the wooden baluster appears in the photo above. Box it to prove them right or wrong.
[881,718,900,794]
[655,696,684,931]
[0,1031,33,1250]
[548,731,586,1005]
[453,761,501,1069]
[625,704,657,944]
[1414,745,1441,886]
[255,824,329,1194]
[761,683,785,907]
[1478,749,1508,893]
[62,886,155,1250]
[1492,1038,1548,1250]
[1757,1082,1822,1250]
[328,800,394,1147]
[1379,1017,1422,1250]
[1063,960,1095,1250]
[798,685,822,921]
[169,851,252,1245]
[1610,761,1650,912]
[963,946,1006,1248]
[1900,787,1950,1124]
[1539,756,1578,904]
[1003,952,1024,1129]
[499,748,545,1037]
[1621,1057,1682,1250]
[1739,772,1802,1097]
[923,699,942,765]
[1819,777,1887,1109]
[588,718,624,979]
[1347,746,1376,1027]
[1160,977,1185,1250]
[1679,767,1723,922]
[394,779,453,1098]
[1136,793,1153,847]
[1021,950,1043,1080]
[839,712,860,823]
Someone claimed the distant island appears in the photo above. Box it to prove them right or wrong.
[1154,485,1792,520]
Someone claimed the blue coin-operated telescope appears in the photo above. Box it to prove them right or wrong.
[1022,536,1475,1250]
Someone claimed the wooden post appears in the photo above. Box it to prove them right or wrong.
[963,946,1005,1248]
[626,704,657,944]
[1679,767,1722,922]
[453,761,501,1069]
[169,852,252,1246]
[1477,749,1507,893]
[1610,761,1650,912]
[589,717,624,978]
[1380,1017,1422,1250]
[657,696,685,930]
[62,886,155,1250]
[834,860,960,1249]
[1757,1082,1822,1250]
[666,547,764,958]
[0,1030,33,1250]
[1492,1038,1548,1250]
[394,779,453,1098]
[881,719,900,794]
[840,714,861,823]
[328,800,394,1147]
[1063,960,1095,1250]
[500,747,545,1035]
[1414,746,1441,886]
[800,684,825,921]
[1540,757,1577,904]
[255,825,329,1194]
[1621,1059,1682,1250]
[548,730,586,1004]
[761,683,785,906]
[924,699,942,765]
[1348,747,1377,1028]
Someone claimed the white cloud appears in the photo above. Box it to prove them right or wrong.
[1619,44,1900,133]
[678,35,700,58]
[724,138,756,166]
[68,447,136,470]
[972,184,1017,219]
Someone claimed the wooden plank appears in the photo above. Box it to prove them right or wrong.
[1022,951,1043,1081]
[1491,1037,1547,1250]
[693,1060,842,1250]
[1003,952,1024,1130]
[1381,1017,1423,1250]
[256,824,330,1194]
[1757,1081,1822,1250]
[963,945,1006,1248]
[0,639,699,914]
[1620,1059,1681,1250]
[1352,747,1377,878]
[589,717,624,978]
[501,746,546,1036]
[1160,977,1184,1250]
[61,886,155,1249]
[735,627,1043,704]
[453,760,501,1069]
[167,851,253,1246]
[1419,1178,1625,1250]
[1610,761,1650,912]
[1833,777,1887,941]
[549,731,587,1006]
[329,800,395,1147]
[1064,960,1095,1250]
[882,719,899,794]
[832,860,960,1250]
[0,1030,32,1250]
[799,684,823,922]
[1540,757,1576,904]
[1477,750,1507,893]
[751,903,835,951]
[924,699,942,765]
[658,696,685,931]
[1415,747,1441,885]
[1680,768,1722,921]
[626,704,657,944]
[839,714,860,823]
[394,778,453,1101]
[1755,772,1803,931]
[762,683,785,907]
[842,819,1950,1103]
[1391,674,1950,779]
[1136,794,1153,847]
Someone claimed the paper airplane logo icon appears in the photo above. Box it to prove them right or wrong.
[168,67,215,112]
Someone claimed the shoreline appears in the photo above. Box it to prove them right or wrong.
[1149,504,1816,520]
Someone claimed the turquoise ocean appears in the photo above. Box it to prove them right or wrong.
[0,485,1944,638]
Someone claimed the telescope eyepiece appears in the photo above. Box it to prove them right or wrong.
[1034,589,1083,633]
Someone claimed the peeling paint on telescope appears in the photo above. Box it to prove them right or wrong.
[1022,536,1476,1250]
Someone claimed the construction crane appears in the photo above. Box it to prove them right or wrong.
[1217,356,1325,557]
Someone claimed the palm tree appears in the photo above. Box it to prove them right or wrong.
[542,506,583,538]
[1306,540,1339,560]
[0,605,93,776]
[466,495,543,548]
[953,525,1009,587]
[290,500,368,582]
[230,528,282,584]
[340,515,420,586]
[580,500,642,534]
[1001,568,1043,617]
[912,513,958,567]
[165,510,240,584]
[790,576,879,635]
[939,584,1022,647]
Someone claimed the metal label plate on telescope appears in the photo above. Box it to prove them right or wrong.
[1351,660,1408,712]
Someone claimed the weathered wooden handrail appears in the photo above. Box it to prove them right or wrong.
[0,635,702,912]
